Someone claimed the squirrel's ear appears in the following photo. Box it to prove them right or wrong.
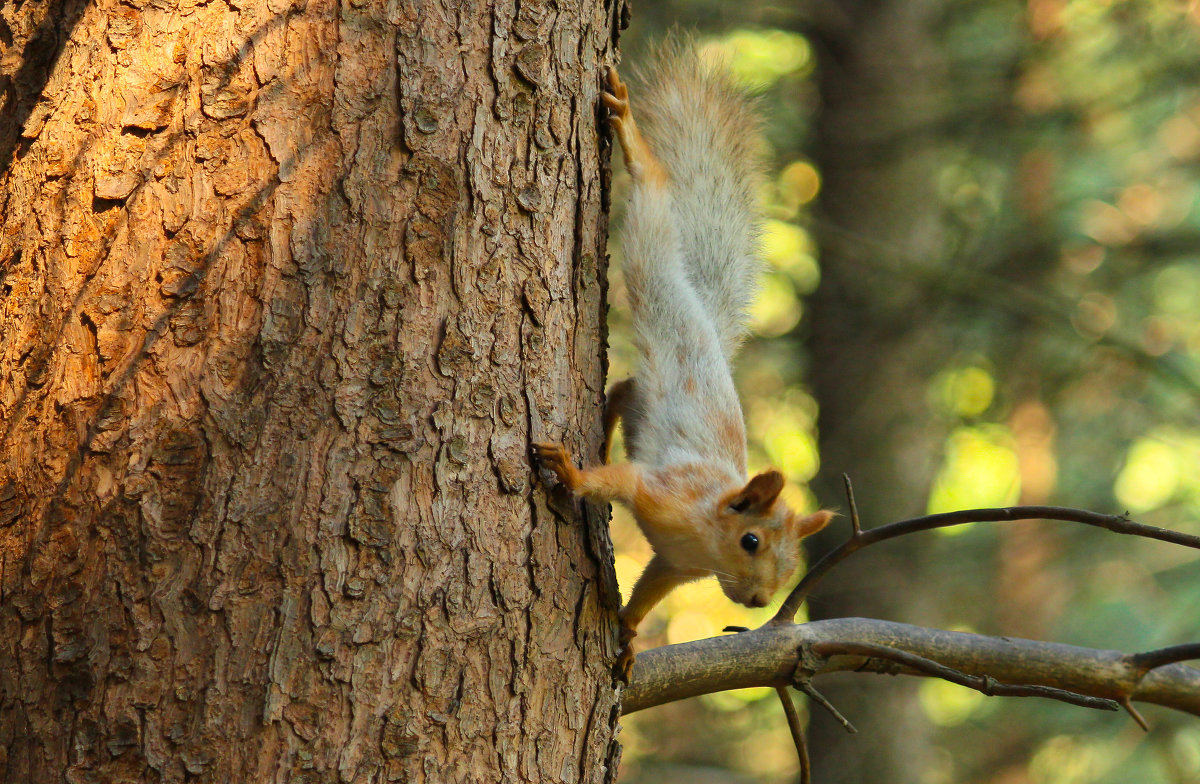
[728,470,785,514]
[791,509,834,538]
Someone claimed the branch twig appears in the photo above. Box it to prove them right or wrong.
[1129,643,1200,675]
[1122,697,1151,732]
[793,678,858,734]
[843,473,862,536]
[775,687,812,784]
[810,641,1120,712]
[776,505,1200,623]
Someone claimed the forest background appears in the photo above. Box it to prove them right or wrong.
[612,2,1200,782]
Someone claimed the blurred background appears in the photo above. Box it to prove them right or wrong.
[606,2,1200,782]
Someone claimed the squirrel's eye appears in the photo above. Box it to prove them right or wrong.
[740,532,759,554]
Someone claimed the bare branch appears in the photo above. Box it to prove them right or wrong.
[1130,643,1200,675]
[776,506,1200,623]
[775,687,812,784]
[1123,697,1151,732]
[842,473,862,536]
[793,679,857,734]
[810,641,1119,712]
[621,618,1200,717]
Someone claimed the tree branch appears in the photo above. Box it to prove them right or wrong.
[620,618,1200,717]
[775,506,1200,622]
[809,641,1119,711]
[775,687,812,784]
[1129,643,1200,675]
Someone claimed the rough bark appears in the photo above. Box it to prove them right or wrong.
[0,0,626,781]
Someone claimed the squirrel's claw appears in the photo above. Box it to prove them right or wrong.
[601,70,630,135]
[605,66,629,101]
[601,91,627,119]
[615,644,636,684]
[602,67,631,135]
[599,65,668,188]
[614,622,638,683]
[532,442,566,473]
[533,442,580,491]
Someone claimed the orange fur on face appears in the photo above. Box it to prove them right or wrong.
[707,471,832,606]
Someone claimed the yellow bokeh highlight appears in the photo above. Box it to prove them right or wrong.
[746,390,821,484]
[1115,439,1179,512]
[1080,199,1137,246]
[747,388,818,434]
[748,273,802,338]
[779,160,821,209]
[933,365,995,418]
[701,689,762,712]
[1072,291,1119,340]
[1114,429,1200,513]
[762,219,821,293]
[762,424,819,484]
[918,678,985,726]
[665,610,717,646]
[700,30,813,86]
[1153,263,1200,317]
[927,426,1021,516]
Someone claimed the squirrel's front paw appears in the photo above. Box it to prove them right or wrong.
[533,442,581,491]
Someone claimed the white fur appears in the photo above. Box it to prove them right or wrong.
[620,183,746,478]
[619,48,763,481]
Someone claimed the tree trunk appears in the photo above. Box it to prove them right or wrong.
[805,0,954,781]
[0,0,625,781]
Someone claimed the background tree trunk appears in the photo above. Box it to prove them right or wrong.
[0,0,626,781]
[805,0,953,780]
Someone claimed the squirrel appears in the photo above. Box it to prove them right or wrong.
[534,42,833,681]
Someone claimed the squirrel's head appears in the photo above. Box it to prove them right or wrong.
[713,469,833,609]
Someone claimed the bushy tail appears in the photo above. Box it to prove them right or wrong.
[631,37,767,360]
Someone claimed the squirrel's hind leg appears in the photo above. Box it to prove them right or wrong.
[602,67,669,188]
